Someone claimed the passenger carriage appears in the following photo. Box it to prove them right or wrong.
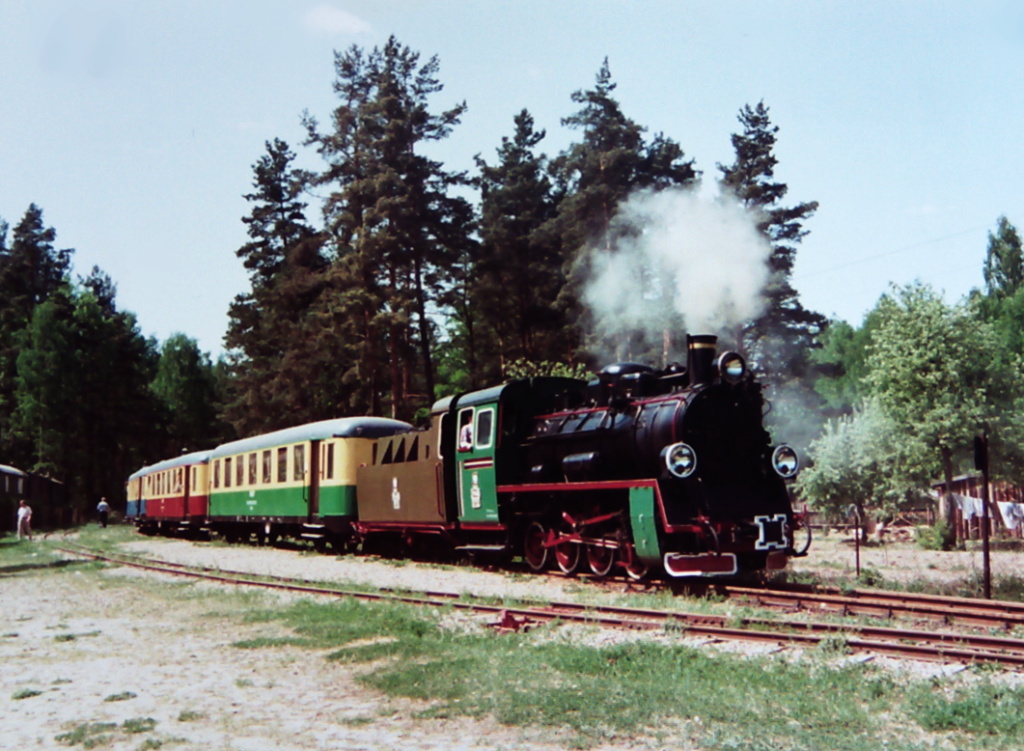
[126,450,212,536]
[206,417,410,546]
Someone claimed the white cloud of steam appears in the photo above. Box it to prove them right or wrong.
[303,6,372,36]
[581,187,772,358]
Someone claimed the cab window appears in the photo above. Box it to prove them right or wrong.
[475,408,495,450]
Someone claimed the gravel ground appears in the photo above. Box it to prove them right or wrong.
[5,529,1024,750]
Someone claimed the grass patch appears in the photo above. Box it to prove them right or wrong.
[104,691,137,702]
[55,721,117,747]
[13,688,43,700]
[176,710,205,722]
[236,596,988,748]
[912,680,1024,735]
[121,717,157,734]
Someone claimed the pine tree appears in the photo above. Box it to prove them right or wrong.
[718,101,825,383]
[303,36,472,418]
[983,215,1024,299]
[0,205,73,463]
[152,333,228,455]
[552,59,698,362]
[12,271,163,514]
[224,139,328,434]
[472,109,567,383]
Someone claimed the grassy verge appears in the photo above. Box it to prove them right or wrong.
[235,596,1024,750]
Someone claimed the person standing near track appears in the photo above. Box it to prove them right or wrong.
[16,499,32,541]
[97,497,110,528]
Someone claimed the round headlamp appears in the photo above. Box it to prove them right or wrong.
[663,442,697,479]
[716,351,747,384]
[772,445,799,479]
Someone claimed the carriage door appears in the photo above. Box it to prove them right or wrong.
[183,466,192,520]
[308,440,321,521]
[457,404,500,523]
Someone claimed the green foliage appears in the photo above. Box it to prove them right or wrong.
[983,215,1024,299]
[10,273,164,511]
[718,101,825,388]
[104,690,137,702]
[915,521,954,552]
[302,36,473,419]
[12,687,42,700]
[469,109,571,387]
[223,138,333,434]
[866,283,1024,503]
[797,399,923,520]
[152,333,229,454]
[121,717,157,734]
[811,316,879,413]
[0,204,73,466]
[503,359,592,381]
[551,59,698,363]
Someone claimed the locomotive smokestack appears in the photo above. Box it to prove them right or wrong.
[687,334,718,386]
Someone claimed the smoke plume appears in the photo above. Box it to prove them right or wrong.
[579,187,772,363]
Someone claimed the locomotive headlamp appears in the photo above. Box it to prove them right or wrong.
[772,445,799,478]
[716,351,747,384]
[663,442,698,479]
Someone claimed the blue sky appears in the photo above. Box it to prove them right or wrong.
[1,1,1022,356]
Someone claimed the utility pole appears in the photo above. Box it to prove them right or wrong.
[975,432,991,599]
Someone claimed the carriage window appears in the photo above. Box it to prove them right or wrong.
[325,443,334,479]
[248,453,257,485]
[225,457,232,488]
[457,408,474,451]
[475,408,495,450]
[214,460,220,489]
[262,451,271,484]
[277,447,287,482]
[293,445,305,481]
[192,467,197,492]
[236,455,244,487]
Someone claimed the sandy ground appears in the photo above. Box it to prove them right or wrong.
[4,530,1024,750]
[788,529,1024,589]
[1,540,687,751]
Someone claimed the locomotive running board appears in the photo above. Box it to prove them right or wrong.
[663,552,738,577]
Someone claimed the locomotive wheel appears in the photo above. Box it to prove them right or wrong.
[523,521,549,572]
[554,526,581,575]
[624,557,649,581]
[586,542,616,577]
[623,544,650,581]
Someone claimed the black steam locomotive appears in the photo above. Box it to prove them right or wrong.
[356,334,808,578]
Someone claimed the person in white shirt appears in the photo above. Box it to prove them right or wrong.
[97,497,111,528]
[16,499,32,541]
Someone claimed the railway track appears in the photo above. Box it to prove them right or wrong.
[57,543,1024,670]
[718,583,1024,631]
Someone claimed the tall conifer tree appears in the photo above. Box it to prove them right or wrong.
[224,139,327,434]
[303,36,472,418]
[473,110,567,382]
[718,101,825,382]
[552,60,698,361]
[0,205,73,463]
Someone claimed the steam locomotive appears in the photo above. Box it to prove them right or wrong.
[126,334,809,579]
